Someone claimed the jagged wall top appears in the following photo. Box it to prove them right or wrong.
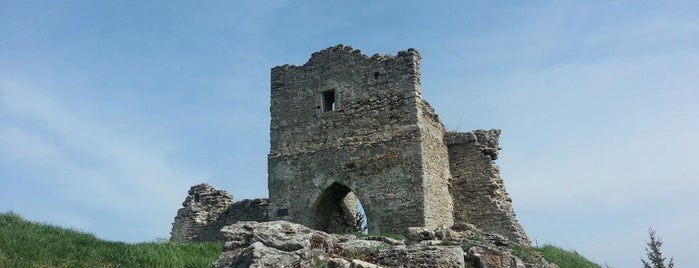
[171,45,530,246]
[445,130,502,160]
[272,44,421,71]
[268,44,427,155]
[267,44,455,233]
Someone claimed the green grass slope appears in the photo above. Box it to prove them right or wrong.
[0,212,222,268]
[1,211,602,268]
[537,244,601,268]
[510,243,601,268]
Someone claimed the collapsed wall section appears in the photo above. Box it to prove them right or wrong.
[170,184,269,243]
[445,130,530,244]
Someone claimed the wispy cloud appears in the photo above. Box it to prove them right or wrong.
[0,125,58,163]
[0,78,200,240]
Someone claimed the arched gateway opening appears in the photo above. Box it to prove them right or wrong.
[312,182,368,233]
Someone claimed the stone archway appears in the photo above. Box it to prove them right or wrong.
[311,182,366,233]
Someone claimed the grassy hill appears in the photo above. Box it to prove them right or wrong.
[0,212,222,268]
[1,212,601,268]
[510,243,602,268]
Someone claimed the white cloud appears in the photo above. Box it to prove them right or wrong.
[0,125,57,163]
[0,78,200,240]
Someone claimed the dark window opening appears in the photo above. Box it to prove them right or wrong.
[276,208,288,217]
[322,90,336,112]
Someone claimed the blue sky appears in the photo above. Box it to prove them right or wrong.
[1,1,697,267]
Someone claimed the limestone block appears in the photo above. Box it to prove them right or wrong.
[375,245,465,268]
[405,227,436,242]
[213,242,300,268]
[220,221,336,252]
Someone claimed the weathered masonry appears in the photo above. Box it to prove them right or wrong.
[266,45,529,244]
[170,45,529,245]
[267,45,454,235]
[170,184,268,243]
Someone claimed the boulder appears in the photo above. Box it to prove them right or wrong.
[215,221,342,268]
[213,241,300,268]
[405,227,436,243]
[465,246,523,268]
[375,245,465,268]
[340,239,390,259]
[220,220,337,252]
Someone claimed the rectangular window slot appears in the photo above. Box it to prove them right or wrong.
[322,90,336,111]
[276,208,288,217]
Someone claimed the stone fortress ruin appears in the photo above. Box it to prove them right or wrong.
[170,45,529,246]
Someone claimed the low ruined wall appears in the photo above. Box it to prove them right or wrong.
[170,184,269,243]
[445,130,530,245]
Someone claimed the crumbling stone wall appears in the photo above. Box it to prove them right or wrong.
[170,184,269,243]
[445,130,530,244]
[417,100,455,227]
[267,45,454,234]
[170,45,531,246]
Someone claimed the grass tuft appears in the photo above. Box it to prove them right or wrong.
[0,211,222,268]
[352,231,404,240]
[537,244,601,268]
[509,243,601,268]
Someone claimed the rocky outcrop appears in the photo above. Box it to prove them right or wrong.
[375,245,465,267]
[213,221,378,268]
[212,220,557,268]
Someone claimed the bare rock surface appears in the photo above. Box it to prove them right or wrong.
[374,245,465,267]
[212,221,556,268]
[340,239,390,258]
[404,227,436,243]
[219,220,335,252]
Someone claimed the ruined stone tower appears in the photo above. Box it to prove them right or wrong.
[171,45,529,245]
[267,45,454,234]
